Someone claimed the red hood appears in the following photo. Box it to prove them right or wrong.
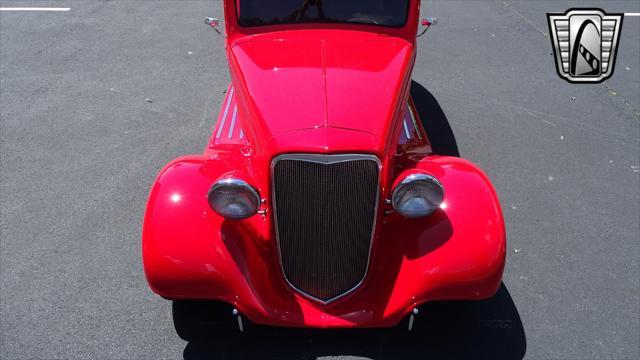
[228,31,414,155]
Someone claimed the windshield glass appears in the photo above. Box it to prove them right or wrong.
[237,0,410,28]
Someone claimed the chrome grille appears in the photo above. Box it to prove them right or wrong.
[272,154,380,303]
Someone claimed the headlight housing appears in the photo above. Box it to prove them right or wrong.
[391,174,444,218]
[207,178,261,220]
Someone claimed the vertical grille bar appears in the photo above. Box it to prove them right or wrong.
[272,154,380,303]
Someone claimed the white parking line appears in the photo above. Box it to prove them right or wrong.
[0,7,70,11]
[624,13,640,17]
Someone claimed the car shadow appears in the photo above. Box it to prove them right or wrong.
[180,84,524,359]
[181,284,525,360]
[411,80,460,157]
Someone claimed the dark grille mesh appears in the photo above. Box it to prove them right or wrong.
[273,156,379,302]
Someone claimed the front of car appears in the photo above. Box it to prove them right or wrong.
[142,0,506,329]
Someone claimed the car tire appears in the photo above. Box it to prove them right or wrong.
[171,300,243,341]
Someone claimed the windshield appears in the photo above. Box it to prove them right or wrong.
[237,0,410,28]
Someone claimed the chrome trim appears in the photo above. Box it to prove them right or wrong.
[408,307,419,331]
[407,102,423,140]
[273,153,380,165]
[204,17,219,26]
[391,173,444,218]
[227,105,238,139]
[403,119,411,139]
[398,173,442,187]
[207,177,260,220]
[271,153,382,305]
[232,308,244,332]
[216,87,234,138]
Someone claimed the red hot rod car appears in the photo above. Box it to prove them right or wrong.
[143,0,506,333]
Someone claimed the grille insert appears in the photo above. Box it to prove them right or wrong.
[272,154,380,303]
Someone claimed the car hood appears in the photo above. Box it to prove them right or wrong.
[228,32,414,154]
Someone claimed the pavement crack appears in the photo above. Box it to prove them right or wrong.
[602,82,640,119]
[498,0,548,38]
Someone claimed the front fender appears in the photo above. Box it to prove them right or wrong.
[382,155,506,314]
[142,155,264,303]
[143,156,226,299]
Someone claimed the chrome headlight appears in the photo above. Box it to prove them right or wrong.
[207,178,261,220]
[391,174,444,218]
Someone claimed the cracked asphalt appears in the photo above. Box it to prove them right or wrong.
[1,1,639,359]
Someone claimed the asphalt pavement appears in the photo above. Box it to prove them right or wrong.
[1,1,638,359]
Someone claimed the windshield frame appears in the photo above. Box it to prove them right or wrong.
[234,0,412,29]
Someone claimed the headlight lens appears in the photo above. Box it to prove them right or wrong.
[391,174,444,218]
[207,178,260,220]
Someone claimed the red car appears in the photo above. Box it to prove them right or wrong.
[143,0,506,337]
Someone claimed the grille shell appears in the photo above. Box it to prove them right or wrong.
[272,154,381,304]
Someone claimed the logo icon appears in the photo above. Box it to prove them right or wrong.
[547,8,623,83]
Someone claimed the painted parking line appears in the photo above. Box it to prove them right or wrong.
[0,7,70,11]
[624,13,640,17]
